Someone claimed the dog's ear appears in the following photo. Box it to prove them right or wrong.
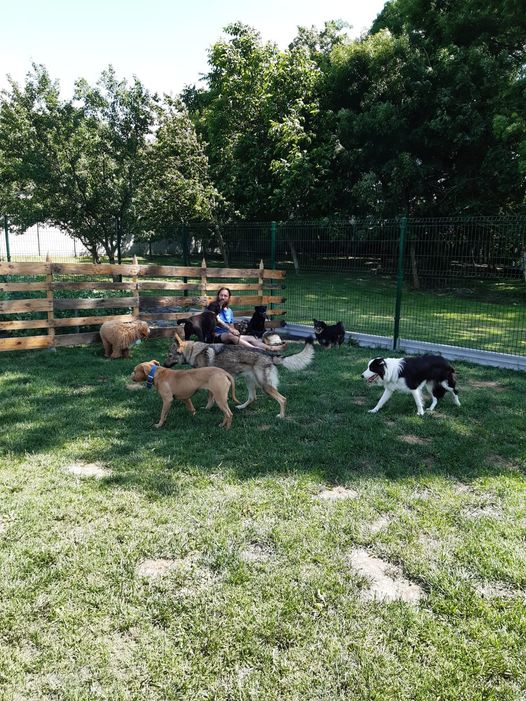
[151,360,160,366]
[173,333,183,347]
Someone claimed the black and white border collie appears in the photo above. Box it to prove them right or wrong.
[361,355,461,416]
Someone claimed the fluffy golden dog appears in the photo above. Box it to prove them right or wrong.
[100,319,149,359]
[130,359,239,429]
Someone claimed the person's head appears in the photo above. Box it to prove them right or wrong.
[216,287,231,308]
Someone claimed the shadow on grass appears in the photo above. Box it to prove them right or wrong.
[1,340,525,498]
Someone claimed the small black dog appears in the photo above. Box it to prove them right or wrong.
[313,319,345,348]
[177,301,221,343]
[245,305,268,338]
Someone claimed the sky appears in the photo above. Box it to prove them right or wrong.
[1,0,387,98]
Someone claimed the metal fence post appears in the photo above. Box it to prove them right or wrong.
[393,216,407,351]
[181,224,189,297]
[270,221,277,311]
[4,216,11,262]
[271,221,277,270]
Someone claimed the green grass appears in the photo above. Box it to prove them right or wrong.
[1,338,526,700]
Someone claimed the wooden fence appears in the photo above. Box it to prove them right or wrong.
[0,257,286,353]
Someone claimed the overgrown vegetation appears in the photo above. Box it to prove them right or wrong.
[1,338,525,699]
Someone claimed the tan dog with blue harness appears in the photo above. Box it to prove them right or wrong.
[130,360,239,429]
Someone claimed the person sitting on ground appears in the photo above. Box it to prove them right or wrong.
[213,287,274,351]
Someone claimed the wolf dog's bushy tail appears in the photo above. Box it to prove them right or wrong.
[272,339,315,372]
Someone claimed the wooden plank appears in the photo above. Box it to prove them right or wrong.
[262,269,286,279]
[137,264,200,277]
[0,335,51,352]
[52,314,135,328]
[0,262,49,275]
[53,297,135,311]
[51,263,140,276]
[54,331,100,347]
[0,299,51,313]
[140,295,206,308]
[150,327,179,339]
[141,311,196,321]
[0,319,50,331]
[226,295,285,306]
[0,282,47,292]
[205,283,260,291]
[52,281,136,290]
[204,267,261,278]
[138,281,201,291]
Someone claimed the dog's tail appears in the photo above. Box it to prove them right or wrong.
[225,371,240,404]
[272,338,315,372]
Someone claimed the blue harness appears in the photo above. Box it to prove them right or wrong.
[146,365,158,389]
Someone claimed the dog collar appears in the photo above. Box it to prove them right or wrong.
[146,365,158,389]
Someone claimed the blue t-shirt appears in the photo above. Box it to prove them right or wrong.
[215,307,234,335]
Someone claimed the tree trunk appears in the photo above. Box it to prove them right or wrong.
[215,224,229,266]
[286,235,300,273]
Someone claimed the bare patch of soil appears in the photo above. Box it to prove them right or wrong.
[352,397,368,406]
[136,558,178,578]
[469,380,505,391]
[463,504,503,519]
[316,486,358,501]
[474,581,519,599]
[258,425,272,431]
[65,462,112,479]
[399,434,429,445]
[367,515,391,535]
[348,548,425,604]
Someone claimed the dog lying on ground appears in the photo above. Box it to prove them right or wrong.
[361,355,461,416]
[130,359,239,429]
[99,319,149,359]
[313,319,345,348]
[245,305,268,338]
[177,301,221,343]
[164,335,315,418]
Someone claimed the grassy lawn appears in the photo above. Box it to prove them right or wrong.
[1,338,525,700]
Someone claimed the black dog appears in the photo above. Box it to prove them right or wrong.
[177,301,221,343]
[313,319,345,348]
[245,305,268,338]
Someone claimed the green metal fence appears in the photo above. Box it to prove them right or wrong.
[2,216,525,358]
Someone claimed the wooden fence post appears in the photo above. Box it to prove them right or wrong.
[45,253,55,348]
[132,255,140,317]
[200,257,207,307]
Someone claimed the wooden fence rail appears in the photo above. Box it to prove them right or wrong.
[0,256,286,353]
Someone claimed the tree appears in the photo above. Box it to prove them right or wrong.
[0,65,218,261]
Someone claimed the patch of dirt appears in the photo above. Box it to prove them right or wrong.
[469,380,505,391]
[487,455,517,471]
[348,548,425,604]
[453,482,474,494]
[315,486,358,501]
[474,581,519,599]
[65,462,112,479]
[137,554,218,596]
[352,397,368,406]
[258,425,272,431]
[239,542,273,563]
[126,383,144,391]
[463,504,503,519]
[367,515,391,535]
[399,434,429,445]
[136,558,179,578]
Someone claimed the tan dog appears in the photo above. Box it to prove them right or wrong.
[100,319,150,359]
[130,360,239,429]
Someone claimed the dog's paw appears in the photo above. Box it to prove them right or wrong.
[368,408,378,414]
[154,422,163,429]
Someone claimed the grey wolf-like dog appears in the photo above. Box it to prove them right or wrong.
[164,335,314,418]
